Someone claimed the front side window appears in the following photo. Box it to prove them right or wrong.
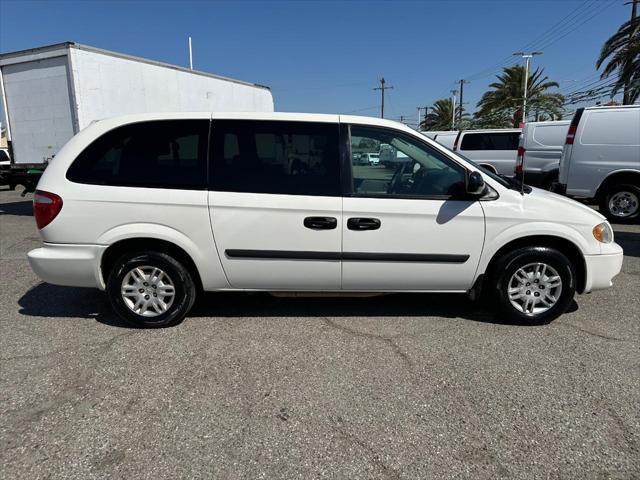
[211,120,340,196]
[67,120,209,189]
[350,126,466,197]
[460,132,519,151]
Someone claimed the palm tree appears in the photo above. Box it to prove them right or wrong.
[476,65,564,128]
[420,98,468,130]
[596,15,640,105]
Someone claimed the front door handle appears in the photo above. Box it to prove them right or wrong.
[304,216,337,230]
[347,217,381,231]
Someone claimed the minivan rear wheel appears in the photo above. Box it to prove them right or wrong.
[491,247,576,325]
[107,251,196,328]
[600,184,640,223]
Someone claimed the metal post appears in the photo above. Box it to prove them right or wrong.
[457,80,469,126]
[450,90,457,130]
[188,36,193,70]
[513,51,542,126]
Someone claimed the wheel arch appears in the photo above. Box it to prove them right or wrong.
[595,170,640,201]
[482,235,587,294]
[478,163,498,174]
[101,238,204,293]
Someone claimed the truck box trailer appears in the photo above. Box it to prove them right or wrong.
[0,41,274,189]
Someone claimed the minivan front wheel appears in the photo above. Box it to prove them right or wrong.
[600,184,640,223]
[107,251,196,327]
[491,247,576,324]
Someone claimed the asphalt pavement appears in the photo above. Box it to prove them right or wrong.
[1,187,638,479]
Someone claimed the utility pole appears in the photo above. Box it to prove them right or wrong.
[417,106,429,129]
[623,0,638,104]
[373,78,393,118]
[457,80,469,126]
[513,51,542,126]
[450,90,458,130]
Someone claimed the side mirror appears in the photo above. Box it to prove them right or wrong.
[466,171,486,196]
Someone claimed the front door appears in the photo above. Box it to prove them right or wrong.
[208,118,343,290]
[342,124,485,291]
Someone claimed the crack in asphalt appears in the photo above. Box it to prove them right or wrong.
[0,330,139,362]
[322,317,413,371]
[557,321,625,342]
[329,416,403,480]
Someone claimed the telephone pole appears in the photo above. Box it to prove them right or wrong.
[513,51,542,125]
[373,78,393,118]
[457,80,469,125]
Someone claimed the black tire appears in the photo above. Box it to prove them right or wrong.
[599,183,640,224]
[106,251,196,328]
[489,247,576,325]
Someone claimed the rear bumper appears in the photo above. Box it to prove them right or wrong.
[28,243,107,290]
[583,246,624,293]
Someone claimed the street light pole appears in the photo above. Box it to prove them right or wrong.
[450,90,457,130]
[513,51,542,126]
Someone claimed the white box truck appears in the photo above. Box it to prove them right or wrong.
[0,42,274,190]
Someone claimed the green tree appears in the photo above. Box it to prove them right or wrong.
[596,15,640,105]
[476,65,564,128]
[420,98,468,130]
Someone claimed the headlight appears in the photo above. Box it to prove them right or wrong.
[593,222,613,243]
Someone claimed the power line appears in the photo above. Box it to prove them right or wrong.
[464,0,612,83]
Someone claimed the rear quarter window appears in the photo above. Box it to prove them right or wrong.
[460,132,519,151]
[579,110,640,146]
[66,120,210,189]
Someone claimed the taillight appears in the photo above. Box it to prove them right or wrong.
[565,124,577,145]
[453,132,461,151]
[565,108,584,145]
[33,190,63,229]
[515,146,525,174]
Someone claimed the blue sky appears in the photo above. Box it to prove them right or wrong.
[0,0,631,125]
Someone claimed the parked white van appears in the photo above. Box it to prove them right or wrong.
[28,112,622,327]
[453,128,521,175]
[556,105,640,222]
[515,120,570,188]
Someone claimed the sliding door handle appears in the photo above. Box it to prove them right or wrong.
[347,217,381,231]
[304,216,337,230]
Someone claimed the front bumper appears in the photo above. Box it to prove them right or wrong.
[28,243,107,290]
[583,244,624,293]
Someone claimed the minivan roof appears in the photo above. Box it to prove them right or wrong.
[86,111,421,131]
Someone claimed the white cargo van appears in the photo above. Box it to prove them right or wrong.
[556,105,640,222]
[515,120,570,188]
[453,129,521,175]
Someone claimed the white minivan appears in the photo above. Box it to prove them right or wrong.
[556,105,640,222]
[28,112,623,327]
